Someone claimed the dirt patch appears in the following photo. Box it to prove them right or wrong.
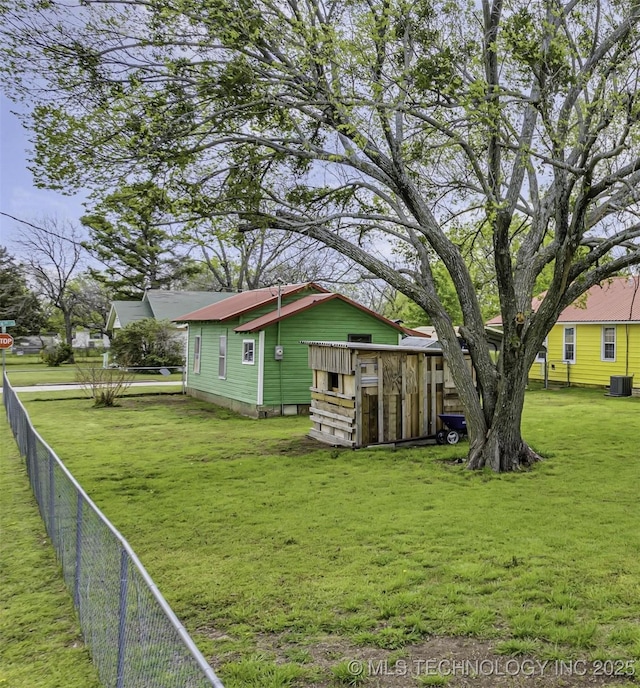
[227,633,638,687]
[271,435,334,456]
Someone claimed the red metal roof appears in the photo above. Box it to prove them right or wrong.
[486,276,640,325]
[234,292,410,333]
[175,283,329,322]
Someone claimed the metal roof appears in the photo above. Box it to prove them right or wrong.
[234,292,410,334]
[176,283,329,322]
[301,340,444,353]
[487,276,640,325]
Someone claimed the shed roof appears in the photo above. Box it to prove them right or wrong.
[302,340,445,354]
[176,283,329,322]
[486,276,640,325]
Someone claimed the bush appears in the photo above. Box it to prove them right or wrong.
[109,318,184,370]
[75,366,134,407]
[40,342,74,366]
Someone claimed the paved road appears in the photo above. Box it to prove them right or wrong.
[1,381,182,393]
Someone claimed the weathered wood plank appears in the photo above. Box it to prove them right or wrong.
[310,414,355,432]
[310,405,356,423]
[308,428,355,447]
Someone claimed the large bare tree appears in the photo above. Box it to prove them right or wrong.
[14,217,84,347]
[3,0,640,470]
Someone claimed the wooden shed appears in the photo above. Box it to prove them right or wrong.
[305,340,472,447]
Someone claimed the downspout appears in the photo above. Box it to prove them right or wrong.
[257,330,265,407]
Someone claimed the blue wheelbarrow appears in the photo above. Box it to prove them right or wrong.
[436,414,467,445]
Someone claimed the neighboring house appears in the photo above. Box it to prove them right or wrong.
[10,335,60,355]
[106,289,237,333]
[488,276,640,391]
[72,328,110,350]
[176,282,420,417]
[107,290,237,362]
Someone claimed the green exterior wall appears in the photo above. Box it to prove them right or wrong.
[529,322,640,388]
[185,295,402,414]
[261,297,402,406]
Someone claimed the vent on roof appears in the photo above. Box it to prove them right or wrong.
[609,376,633,397]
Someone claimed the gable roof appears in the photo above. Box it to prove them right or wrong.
[176,283,330,322]
[486,276,640,326]
[143,290,235,321]
[233,292,408,334]
[108,289,236,330]
[107,300,152,330]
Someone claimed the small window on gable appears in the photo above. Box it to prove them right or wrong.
[348,334,372,343]
[328,371,340,391]
[563,327,575,363]
[242,339,255,365]
[193,335,202,374]
[602,326,616,361]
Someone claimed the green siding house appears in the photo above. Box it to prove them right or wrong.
[176,283,410,416]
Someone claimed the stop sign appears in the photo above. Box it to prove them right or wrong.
[0,333,14,349]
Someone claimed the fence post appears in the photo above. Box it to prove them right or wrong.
[116,548,129,688]
[74,494,83,609]
[48,450,55,547]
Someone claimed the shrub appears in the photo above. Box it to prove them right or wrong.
[40,342,74,366]
[109,318,184,370]
[75,366,134,407]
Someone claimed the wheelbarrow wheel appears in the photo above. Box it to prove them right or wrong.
[436,430,447,445]
[445,430,460,445]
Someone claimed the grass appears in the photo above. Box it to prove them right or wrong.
[4,361,183,387]
[9,386,640,686]
[0,418,101,688]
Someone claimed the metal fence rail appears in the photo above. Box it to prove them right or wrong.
[2,372,224,688]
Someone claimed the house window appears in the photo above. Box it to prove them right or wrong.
[193,335,202,374]
[348,333,372,343]
[218,335,227,379]
[602,327,616,361]
[563,327,575,363]
[242,339,255,365]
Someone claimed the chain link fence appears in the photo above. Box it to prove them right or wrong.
[3,372,224,688]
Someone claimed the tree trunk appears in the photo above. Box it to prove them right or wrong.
[466,357,542,472]
[63,311,76,363]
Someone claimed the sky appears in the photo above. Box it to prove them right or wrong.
[0,94,88,256]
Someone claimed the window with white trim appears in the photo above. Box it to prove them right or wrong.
[563,326,575,363]
[218,335,227,379]
[193,335,202,374]
[242,339,255,364]
[602,326,616,361]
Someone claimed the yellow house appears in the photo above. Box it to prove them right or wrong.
[489,277,640,392]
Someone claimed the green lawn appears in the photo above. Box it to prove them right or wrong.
[4,362,183,387]
[10,387,640,687]
[0,418,102,688]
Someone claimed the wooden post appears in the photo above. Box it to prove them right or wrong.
[354,354,363,447]
[430,355,438,435]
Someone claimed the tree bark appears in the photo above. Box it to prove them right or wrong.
[465,351,541,471]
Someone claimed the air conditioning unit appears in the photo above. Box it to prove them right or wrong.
[609,376,633,397]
